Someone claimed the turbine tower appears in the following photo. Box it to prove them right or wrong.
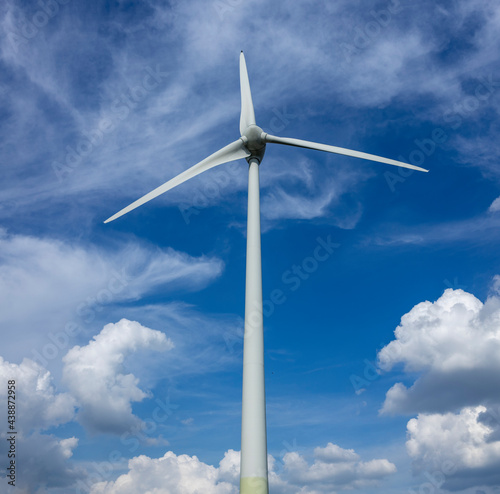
[105,52,427,494]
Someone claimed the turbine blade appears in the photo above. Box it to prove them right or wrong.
[239,51,256,135]
[104,139,250,223]
[264,133,428,172]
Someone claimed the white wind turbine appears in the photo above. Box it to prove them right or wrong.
[105,52,427,494]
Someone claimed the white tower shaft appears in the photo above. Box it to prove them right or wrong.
[103,52,429,494]
[240,158,268,494]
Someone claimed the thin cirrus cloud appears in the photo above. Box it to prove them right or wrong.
[489,196,500,212]
[0,229,223,358]
[0,0,492,219]
[1,0,499,231]
[369,208,500,247]
[261,169,364,227]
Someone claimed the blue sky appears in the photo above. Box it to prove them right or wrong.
[1,0,500,492]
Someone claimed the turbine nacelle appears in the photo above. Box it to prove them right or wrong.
[240,124,266,163]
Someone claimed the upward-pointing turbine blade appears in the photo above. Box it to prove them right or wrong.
[239,51,256,135]
[264,134,428,173]
[104,139,250,223]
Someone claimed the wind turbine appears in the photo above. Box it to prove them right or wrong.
[105,52,427,494]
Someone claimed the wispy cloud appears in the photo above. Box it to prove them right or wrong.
[367,207,500,246]
[5,0,499,230]
[0,230,223,361]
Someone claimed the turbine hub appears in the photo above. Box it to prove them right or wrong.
[241,125,266,163]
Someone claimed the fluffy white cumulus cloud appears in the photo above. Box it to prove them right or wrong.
[5,433,85,491]
[0,356,76,430]
[313,442,360,463]
[217,449,240,485]
[378,288,500,414]
[0,358,84,490]
[63,319,173,434]
[89,451,237,494]
[88,444,396,494]
[283,443,396,491]
[378,284,500,490]
[406,407,500,490]
[0,319,176,490]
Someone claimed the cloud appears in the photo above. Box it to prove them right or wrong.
[7,0,499,231]
[406,407,500,490]
[2,2,500,493]
[378,283,500,489]
[217,449,240,485]
[63,319,173,434]
[0,432,85,491]
[0,356,76,431]
[313,443,360,463]
[262,186,338,222]
[369,211,500,247]
[378,288,500,414]
[0,357,83,491]
[0,318,175,490]
[491,275,500,295]
[489,196,500,212]
[88,444,396,494]
[259,156,369,228]
[89,451,236,494]
[283,443,396,491]
[0,230,222,361]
